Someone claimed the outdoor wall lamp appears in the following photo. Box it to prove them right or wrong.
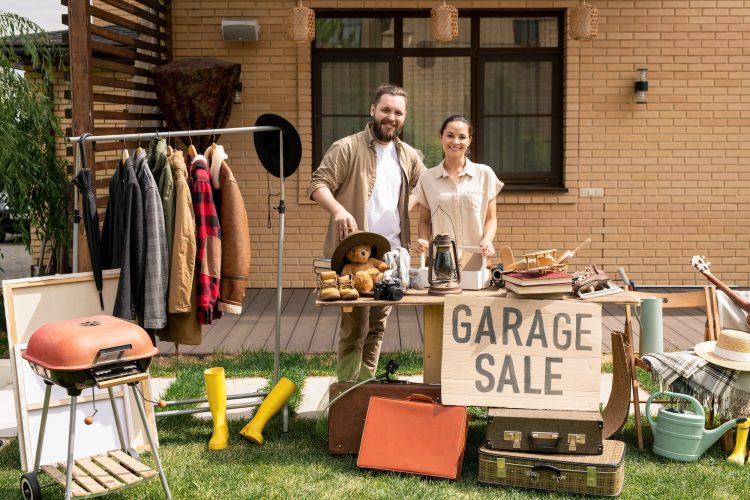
[233,81,243,104]
[635,68,648,104]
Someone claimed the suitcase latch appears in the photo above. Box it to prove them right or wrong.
[586,466,596,487]
[504,431,522,449]
[568,433,586,451]
[496,458,506,478]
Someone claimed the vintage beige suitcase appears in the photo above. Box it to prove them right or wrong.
[486,408,604,455]
[478,440,625,497]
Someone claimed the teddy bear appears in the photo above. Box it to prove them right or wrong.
[341,243,389,293]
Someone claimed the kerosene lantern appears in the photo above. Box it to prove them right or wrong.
[428,233,462,295]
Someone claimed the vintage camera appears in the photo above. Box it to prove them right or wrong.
[489,263,505,288]
[374,278,404,301]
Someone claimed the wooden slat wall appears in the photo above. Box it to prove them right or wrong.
[63,0,171,213]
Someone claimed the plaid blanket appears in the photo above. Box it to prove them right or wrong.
[641,350,745,418]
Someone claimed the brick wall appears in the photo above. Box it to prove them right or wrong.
[165,0,750,288]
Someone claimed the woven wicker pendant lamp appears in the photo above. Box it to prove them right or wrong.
[431,1,459,42]
[287,1,316,43]
[569,0,599,41]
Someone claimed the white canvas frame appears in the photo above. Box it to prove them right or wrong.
[3,270,157,471]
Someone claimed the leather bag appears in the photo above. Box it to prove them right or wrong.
[357,395,469,480]
[328,381,441,455]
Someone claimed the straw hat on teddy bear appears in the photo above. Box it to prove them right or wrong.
[330,231,391,275]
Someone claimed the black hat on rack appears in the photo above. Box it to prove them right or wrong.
[254,114,302,178]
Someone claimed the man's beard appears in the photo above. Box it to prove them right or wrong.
[372,117,402,142]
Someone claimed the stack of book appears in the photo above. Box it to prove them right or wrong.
[313,257,332,274]
[503,270,572,298]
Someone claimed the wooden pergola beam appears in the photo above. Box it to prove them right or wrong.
[68,0,94,273]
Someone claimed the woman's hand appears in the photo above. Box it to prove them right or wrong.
[479,239,495,258]
[415,238,430,254]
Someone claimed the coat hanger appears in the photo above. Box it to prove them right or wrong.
[136,133,144,156]
[187,129,197,159]
[165,133,174,156]
[120,125,129,162]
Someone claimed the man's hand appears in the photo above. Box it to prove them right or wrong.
[333,207,357,240]
[414,238,429,255]
[311,187,358,240]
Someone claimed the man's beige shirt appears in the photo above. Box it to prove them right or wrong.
[308,124,426,257]
[415,159,503,250]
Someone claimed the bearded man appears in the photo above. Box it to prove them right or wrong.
[308,84,425,381]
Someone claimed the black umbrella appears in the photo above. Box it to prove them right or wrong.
[72,135,104,310]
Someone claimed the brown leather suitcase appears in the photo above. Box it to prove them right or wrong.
[357,395,469,480]
[486,408,604,455]
[478,440,625,497]
[328,381,441,455]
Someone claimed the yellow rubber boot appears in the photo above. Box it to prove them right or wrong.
[240,377,296,445]
[204,367,229,450]
[728,420,749,465]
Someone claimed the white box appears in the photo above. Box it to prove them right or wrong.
[459,251,489,290]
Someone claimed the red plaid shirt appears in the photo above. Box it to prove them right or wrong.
[190,156,222,324]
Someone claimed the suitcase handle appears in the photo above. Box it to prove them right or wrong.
[405,394,435,404]
[529,431,560,450]
[530,464,564,478]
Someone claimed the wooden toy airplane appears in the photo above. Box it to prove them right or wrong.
[499,238,591,274]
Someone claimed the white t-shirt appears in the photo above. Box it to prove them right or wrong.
[367,141,402,249]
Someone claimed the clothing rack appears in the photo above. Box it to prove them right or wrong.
[67,126,289,431]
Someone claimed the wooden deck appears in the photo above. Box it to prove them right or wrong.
[156,288,711,356]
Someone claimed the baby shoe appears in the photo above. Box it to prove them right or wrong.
[318,271,341,301]
[338,274,359,300]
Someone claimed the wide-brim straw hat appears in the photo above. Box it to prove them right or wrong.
[331,231,391,275]
[694,329,750,371]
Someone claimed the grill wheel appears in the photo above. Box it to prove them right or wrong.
[20,472,41,500]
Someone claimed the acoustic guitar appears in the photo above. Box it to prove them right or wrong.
[690,255,750,329]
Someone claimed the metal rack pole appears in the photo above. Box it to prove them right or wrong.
[67,125,280,144]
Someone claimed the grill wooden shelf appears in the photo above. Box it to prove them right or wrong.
[40,450,157,498]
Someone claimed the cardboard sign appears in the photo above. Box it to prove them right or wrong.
[441,295,602,411]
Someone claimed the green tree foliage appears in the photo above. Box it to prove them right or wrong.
[0,11,69,273]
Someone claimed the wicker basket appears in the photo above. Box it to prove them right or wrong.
[431,2,458,43]
[287,3,316,43]
[569,1,599,41]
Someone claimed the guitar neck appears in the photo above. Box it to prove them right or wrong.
[700,271,750,313]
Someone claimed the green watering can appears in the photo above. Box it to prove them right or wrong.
[646,391,747,462]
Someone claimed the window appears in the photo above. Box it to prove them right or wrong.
[312,10,564,190]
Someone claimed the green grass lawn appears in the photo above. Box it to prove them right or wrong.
[0,352,747,499]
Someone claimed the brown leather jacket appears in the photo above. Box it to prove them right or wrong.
[206,147,251,314]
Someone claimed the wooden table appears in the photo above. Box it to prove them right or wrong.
[317,289,641,384]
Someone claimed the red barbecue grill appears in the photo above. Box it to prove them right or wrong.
[19,315,171,500]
